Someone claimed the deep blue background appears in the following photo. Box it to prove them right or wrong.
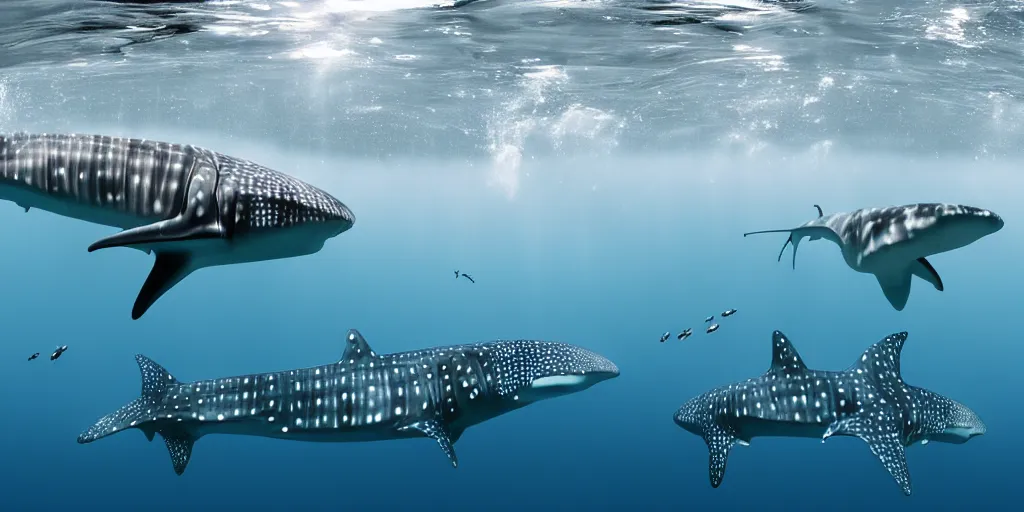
[0,146,1014,511]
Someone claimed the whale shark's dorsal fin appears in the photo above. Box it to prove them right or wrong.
[813,204,823,217]
[825,332,912,495]
[341,329,378,363]
[852,331,907,378]
[767,330,807,375]
[399,419,460,468]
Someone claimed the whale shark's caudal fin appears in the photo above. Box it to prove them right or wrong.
[875,270,913,311]
[78,355,199,475]
[825,332,913,496]
[742,225,837,270]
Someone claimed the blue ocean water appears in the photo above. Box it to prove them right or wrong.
[0,0,1020,510]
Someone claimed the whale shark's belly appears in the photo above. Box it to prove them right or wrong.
[733,416,830,441]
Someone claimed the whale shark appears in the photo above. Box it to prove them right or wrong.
[743,203,1004,310]
[78,329,620,474]
[673,330,985,495]
[0,133,355,319]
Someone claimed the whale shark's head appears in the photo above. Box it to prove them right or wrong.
[909,386,986,446]
[911,203,1004,254]
[216,156,356,257]
[486,340,619,406]
[673,394,711,438]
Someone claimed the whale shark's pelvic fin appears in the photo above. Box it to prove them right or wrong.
[159,431,198,476]
[132,252,196,320]
[875,269,913,311]
[910,257,943,291]
[341,329,378,363]
[703,421,738,488]
[825,332,912,496]
[766,330,808,376]
[399,419,460,468]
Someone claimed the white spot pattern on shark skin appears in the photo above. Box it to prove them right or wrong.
[0,132,357,320]
[673,330,984,496]
[77,331,619,475]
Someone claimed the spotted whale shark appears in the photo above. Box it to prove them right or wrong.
[0,133,355,319]
[743,203,1003,310]
[673,330,985,495]
[78,329,620,474]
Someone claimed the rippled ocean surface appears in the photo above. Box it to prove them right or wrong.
[0,1,1020,511]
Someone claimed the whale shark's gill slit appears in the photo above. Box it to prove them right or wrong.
[132,252,195,320]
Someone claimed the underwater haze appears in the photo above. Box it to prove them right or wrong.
[0,0,1020,510]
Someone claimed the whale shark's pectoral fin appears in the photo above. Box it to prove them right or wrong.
[86,216,225,253]
[87,162,230,253]
[702,422,737,488]
[823,415,912,496]
[158,431,197,476]
[874,269,912,311]
[131,252,197,320]
[341,329,377,363]
[910,257,943,291]
[399,419,459,468]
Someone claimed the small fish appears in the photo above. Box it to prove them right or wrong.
[677,329,692,341]
[660,332,671,343]
[454,270,460,279]
[722,309,737,317]
[51,345,68,361]
[28,352,39,361]
[461,273,475,284]
[706,324,719,334]
[705,315,714,323]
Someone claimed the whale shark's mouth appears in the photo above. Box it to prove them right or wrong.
[530,375,589,389]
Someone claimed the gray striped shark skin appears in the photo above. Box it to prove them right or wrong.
[674,330,985,496]
[78,329,620,474]
[0,133,355,319]
[743,203,1003,310]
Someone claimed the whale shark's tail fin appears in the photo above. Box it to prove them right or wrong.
[824,332,914,496]
[742,225,838,269]
[78,355,198,475]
